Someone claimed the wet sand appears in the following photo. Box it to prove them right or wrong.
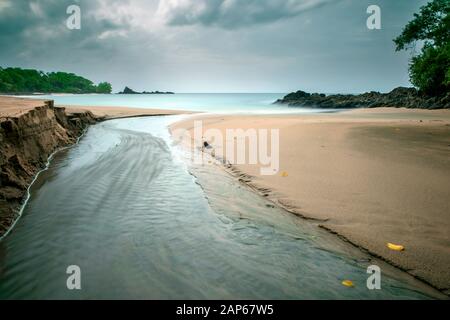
[171,108,450,293]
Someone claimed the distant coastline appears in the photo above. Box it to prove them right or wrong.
[0,66,112,94]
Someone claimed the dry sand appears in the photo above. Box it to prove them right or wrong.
[0,96,49,117]
[171,108,450,292]
[64,105,193,119]
[0,96,191,120]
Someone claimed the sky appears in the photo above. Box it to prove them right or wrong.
[0,0,429,93]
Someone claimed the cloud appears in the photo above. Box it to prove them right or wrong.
[0,0,425,92]
[157,0,336,28]
[0,0,133,56]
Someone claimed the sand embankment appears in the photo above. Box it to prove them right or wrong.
[0,97,95,236]
[171,108,450,293]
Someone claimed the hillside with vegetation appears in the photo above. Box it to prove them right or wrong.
[0,67,112,94]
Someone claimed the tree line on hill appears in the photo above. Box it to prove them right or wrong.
[0,67,112,94]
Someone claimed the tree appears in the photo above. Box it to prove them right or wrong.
[394,0,449,96]
[96,82,112,94]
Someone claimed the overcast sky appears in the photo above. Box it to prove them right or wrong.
[0,0,428,93]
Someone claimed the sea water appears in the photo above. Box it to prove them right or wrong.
[21,93,335,114]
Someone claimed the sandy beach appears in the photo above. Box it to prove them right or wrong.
[0,96,52,117]
[64,105,193,119]
[0,96,191,120]
[171,108,450,292]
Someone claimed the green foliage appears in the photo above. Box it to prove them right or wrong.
[409,43,450,96]
[96,82,112,94]
[394,0,449,96]
[446,65,450,86]
[0,67,112,94]
[394,0,449,51]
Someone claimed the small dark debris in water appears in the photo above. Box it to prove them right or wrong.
[203,141,212,149]
[265,204,275,208]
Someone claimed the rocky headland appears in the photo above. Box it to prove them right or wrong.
[118,86,174,95]
[275,87,450,109]
[0,97,96,236]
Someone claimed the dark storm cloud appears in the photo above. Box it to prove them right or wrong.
[0,0,432,93]
[0,0,130,59]
[159,0,337,29]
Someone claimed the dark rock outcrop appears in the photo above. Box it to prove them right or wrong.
[0,100,96,236]
[142,91,174,95]
[119,87,174,94]
[119,86,140,94]
[275,87,450,109]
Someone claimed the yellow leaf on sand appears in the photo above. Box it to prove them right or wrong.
[281,171,289,177]
[387,243,405,251]
[342,280,354,287]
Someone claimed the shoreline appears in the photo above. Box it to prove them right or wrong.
[170,108,450,295]
[191,151,447,298]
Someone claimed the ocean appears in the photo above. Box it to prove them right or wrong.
[21,93,334,114]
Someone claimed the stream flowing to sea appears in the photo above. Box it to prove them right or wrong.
[0,115,438,299]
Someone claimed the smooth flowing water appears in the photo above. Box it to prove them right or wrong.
[0,116,438,299]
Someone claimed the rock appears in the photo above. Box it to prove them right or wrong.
[275,87,450,109]
[142,91,175,95]
[203,141,212,149]
[119,87,175,95]
[119,86,139,94]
